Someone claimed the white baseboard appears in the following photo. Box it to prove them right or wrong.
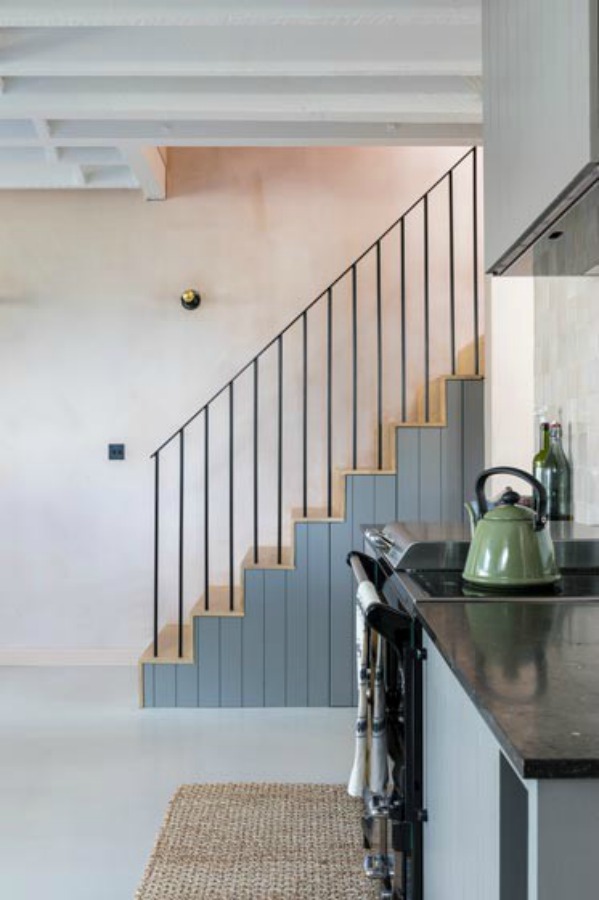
[0,648,139,666]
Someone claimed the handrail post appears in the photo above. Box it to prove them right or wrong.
[229,383,234,612]
[277,335,283,564]
[153,453,160,657]
[253,359,259,565]
[400,219,407,423]
[376,240,383,468]
[423,194,430,423]
[204,406,209,611]
[327,287,333,516]
[178,430,184,658]
[302,313,308,517]
[352,264,358,468]
[472,147,480,375]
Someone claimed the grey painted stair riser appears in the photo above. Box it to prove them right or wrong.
[143,379,484,708]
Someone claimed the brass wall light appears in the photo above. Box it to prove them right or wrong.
[180,289,201,310]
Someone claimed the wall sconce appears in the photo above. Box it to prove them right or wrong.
[180,289,201,310]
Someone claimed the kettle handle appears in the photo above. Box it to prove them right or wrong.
[475,467,548,531]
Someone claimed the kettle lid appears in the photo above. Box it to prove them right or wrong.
[484,487,534,523]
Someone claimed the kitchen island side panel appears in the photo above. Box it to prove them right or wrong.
[424,632,500,900]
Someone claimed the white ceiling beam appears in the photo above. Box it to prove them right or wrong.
[0,120,481,147]
[0,26,480,78]
[119,145,165,200]
[0,161,136,189]
[0,1,480,28]
[0,83,481,123]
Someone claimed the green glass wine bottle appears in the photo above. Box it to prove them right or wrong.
[536,422,572,521]
[532,421,550,481]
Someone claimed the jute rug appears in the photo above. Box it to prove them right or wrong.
[136,782,379,899]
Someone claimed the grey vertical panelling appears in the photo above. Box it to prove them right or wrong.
[153,665,176,707]
[242,570,265,707]
[142,664,155,708]
[374,474,397,524]
[198,618,221,707]
[329,480,354,707]
[441,381,465,522]
[220,619,242,707]
[264,571,287,706]
[396,429,420,519]
[462,381,485,499]
[286,525,309,706]
[176,662,199,707]
[419,429,442,521]
[351,476,376,707]
[351,476,375,552]
[307,523,331,706]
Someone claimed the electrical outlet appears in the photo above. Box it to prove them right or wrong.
[108,443,125,461]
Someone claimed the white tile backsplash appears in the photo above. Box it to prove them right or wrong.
[535,277,599,523]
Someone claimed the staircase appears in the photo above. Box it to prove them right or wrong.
[139,148,484,708]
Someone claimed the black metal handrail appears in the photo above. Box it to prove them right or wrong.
[151,146,482,657]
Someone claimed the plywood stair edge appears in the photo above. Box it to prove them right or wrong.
[139,374,483,689]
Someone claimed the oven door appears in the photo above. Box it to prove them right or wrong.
[348,552,425,900]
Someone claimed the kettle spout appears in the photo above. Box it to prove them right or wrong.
[464,501,479,538]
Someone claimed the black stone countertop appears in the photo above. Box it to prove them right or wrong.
[416,599,599,779]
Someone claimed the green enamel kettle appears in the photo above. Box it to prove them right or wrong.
[463,467,560,589]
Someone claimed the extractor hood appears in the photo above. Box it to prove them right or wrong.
[491,164,599,276]
[483,0,599,277]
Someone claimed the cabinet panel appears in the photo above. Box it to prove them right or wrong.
[483,0,594,269]
[423,634,500,900]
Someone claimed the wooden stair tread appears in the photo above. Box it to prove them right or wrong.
[140,624,194,664]
[291,506,344,522]
[338,468,396,476]
[189,586,244,618]
[242,546,294,570]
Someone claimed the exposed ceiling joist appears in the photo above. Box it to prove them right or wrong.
[119,145,165,199]
[0,0,482,194]
[0,1,480,28]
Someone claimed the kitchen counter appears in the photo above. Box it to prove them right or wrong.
[416,599,599,778]
[363,520,599,899]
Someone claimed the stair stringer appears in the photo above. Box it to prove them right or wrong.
[140,376,484,708]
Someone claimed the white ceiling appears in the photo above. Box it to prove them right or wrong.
[0,0,482,197]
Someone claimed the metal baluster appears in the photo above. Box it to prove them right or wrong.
[253,359,259,564]
[449,170,456,375]
[204,406,209,611]
[327,287,333,516]
[302,313,308,518]
[424,195,430,423]
[277,336,283,563]
[153,452,160,657]
[229,383,234,612]
[352,264,358,468]
[178,430,184,658]
[472,148,480,375]
[376,240,383,468]
[400,219,407,423]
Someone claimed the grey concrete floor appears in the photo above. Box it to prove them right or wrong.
[0,666,355,900]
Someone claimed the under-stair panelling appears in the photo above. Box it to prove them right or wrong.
[142,378,483,708]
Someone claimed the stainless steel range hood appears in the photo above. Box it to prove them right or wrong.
[491,164,599,277]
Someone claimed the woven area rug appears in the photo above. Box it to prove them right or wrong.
[136,782,378,899]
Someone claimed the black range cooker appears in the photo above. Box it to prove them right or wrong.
[348,520,599,900]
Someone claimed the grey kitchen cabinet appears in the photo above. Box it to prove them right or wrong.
[423,633,599,899]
